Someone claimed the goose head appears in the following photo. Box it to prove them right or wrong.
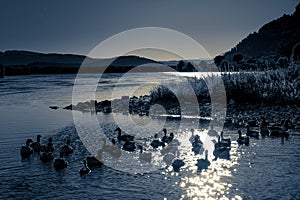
[26,139,33,146]
[37,135,41,142]
[170,132,174,138]
[137,145,143,153]
[238,130,242,138]
[83,160,88,167]
[205,150,208,160]
[163,128,167,136]
[111,139,116,145]
[66,139,71,145]
[191,129,194,135]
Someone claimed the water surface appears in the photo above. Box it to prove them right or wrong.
[0,74,299,199]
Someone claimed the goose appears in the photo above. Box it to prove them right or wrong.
[189,128,195,143]
[161,128,168,143]
[216,136,230,149]
[246,124,259,138]
[40,144,54,162]
[268,124,289,137]
[151,134,165,149]
[86,148,104,169]
[160,144,178,156]
[40,152,54,162]
[213,144,230,160]
[163,153,176,166]
[219,131,231,146]
[102,138,121,158]
[138,145,151,163]
[172,158,185,172]
[79,160,91,175]
[122,138,136,152]
[115,127,134,142]
[192,135,203,155]
[41,137,54,153]
[40,138,55,162]
[260,116,269,136]
[30,135,42,153]
[164,132,174,144]
[237,130,250,145]
[169,138,180,146]
[53,151,68,171]
[60,138,74,156]
[207,125,218,137]
[20,139,33,158]
[197,150,210,171]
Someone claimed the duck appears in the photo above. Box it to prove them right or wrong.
[172,158,185,172]
[151,134,165,149]
[79,160,91,175]
[122,138,136,152]
[115,127,134,142]
[246,124,259,138]
[53,151,68,171]
[60,138,73,156]
[20,139,34,158]
[196,150,211,171]
[237,130,250,145]
[30,135,42,153]
[138,145,151,163]
[102,138,121,158]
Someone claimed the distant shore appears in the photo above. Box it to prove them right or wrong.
[63,96,300,130]
[62,66,300,129]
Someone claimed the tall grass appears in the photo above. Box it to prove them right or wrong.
[150,65,299,105]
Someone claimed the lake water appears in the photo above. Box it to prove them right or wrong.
[0,73,299,200]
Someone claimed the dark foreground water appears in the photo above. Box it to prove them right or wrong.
[0,74,299,200]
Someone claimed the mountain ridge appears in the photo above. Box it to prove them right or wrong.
[222,3,300,60]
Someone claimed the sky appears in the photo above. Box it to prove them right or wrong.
[0,0,298,60]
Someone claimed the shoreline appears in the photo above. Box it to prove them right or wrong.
[63,96,300,130]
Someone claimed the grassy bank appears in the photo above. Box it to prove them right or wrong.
[149,65,299,105]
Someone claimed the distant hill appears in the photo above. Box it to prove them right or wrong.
[0,50,168,75]
[0,50,87,66]
[0,50,161,67]
[223,3,300,60]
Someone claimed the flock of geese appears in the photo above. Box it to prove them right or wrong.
[20,118,291,174]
